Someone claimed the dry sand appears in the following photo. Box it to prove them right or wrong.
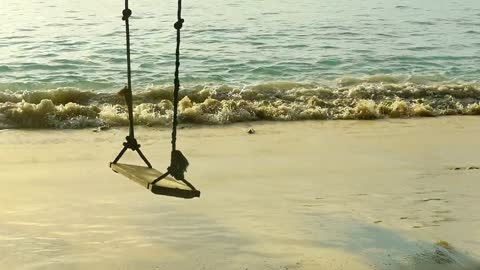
[1,117,480,270]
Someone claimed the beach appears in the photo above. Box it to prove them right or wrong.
[1,116,479,270]
[2,0,480,268]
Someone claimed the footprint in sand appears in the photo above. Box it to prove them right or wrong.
[421,198,443,202]
[449,166,480,171]
[431,217,456,225]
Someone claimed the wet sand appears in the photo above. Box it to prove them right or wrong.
[1,117,480,270]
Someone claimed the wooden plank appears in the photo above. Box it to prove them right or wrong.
[110,163,200,199]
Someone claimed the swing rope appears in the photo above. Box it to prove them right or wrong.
[112,0,152,168]
[171,0,183,154]
[122,1,134,142]
[166,0,190,181]
[152,0,190,185]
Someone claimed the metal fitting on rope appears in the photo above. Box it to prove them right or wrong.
[122,8,132,21]
[174,19,184,30]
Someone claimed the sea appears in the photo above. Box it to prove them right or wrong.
[1,0,480,128]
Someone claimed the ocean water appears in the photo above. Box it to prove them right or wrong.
[1,0,480,128]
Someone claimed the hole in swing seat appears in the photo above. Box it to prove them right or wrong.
[110,163,200,199]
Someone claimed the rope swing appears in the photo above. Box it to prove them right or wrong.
[110,0,200,198]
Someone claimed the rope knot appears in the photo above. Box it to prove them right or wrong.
[124,136,140,150]
[122,8,132,21]
[168,150,189,180]
[174,19,184,30]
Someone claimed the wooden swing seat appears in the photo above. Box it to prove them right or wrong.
[110,163,200,199]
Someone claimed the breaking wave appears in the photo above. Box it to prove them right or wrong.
[1,79,480,129]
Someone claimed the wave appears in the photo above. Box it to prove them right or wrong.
[1,79,480,129]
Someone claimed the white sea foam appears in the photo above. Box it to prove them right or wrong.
[1,80,479,128]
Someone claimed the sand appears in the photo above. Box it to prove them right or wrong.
[1,117,480,270]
